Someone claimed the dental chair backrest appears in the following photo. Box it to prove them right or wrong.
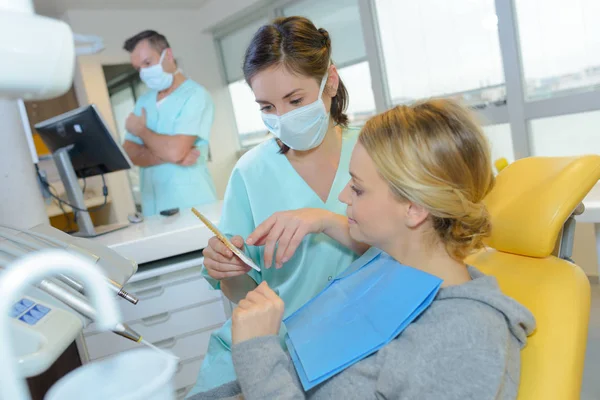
[465,155,600,400]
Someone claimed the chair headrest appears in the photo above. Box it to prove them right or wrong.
[484,155,600,257]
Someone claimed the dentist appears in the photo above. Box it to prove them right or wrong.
[122,30,217,216]
[188,16,368,397]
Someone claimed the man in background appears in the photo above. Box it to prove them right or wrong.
[123,30,217,216]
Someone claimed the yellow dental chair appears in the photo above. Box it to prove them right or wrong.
[466,155,600,400]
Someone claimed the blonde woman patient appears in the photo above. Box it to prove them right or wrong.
[191,99,535,400]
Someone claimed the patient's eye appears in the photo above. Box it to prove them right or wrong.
[351,185,363,196]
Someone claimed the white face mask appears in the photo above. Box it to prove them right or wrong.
[261,72,330,151]
[139,50,177,91]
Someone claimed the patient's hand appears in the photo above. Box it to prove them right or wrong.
[246,208,333,269]
[232,282,284,345]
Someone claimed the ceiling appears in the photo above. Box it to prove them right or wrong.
[33,0,211,17]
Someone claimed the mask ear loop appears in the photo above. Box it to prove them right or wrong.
[158,49,167,64]
[159,49,182,76]
[319,66,330,97]
[320,63,332,120]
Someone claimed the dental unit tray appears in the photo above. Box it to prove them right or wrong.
[0,224,138,302]
[9,294,82,377]
[0,223,141,377]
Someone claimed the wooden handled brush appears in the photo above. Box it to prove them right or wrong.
[191,208,260,272]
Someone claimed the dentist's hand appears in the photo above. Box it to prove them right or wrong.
[246,208,333,269]
[125,108,147,136]
[232,281,284,345]
[202,235,251,280]
[178,148,201,166]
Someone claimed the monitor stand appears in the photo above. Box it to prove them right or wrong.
[53,147,128,238]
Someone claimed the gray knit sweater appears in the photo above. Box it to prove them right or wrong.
[190,267,535,400]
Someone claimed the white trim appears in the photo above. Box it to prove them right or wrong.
[335,56,369,71]
[495,0,531,159]
[358,0,390,113]
[213,35,230,88]
[474,104,510,126]
[524,91,600,121]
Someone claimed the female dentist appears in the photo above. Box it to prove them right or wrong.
[187,16,368,396]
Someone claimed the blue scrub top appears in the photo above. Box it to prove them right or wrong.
[189,128,360,394]
[124,79,217,216]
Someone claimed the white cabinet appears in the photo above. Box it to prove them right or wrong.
[78,252,227,398]
[174,356,205,399]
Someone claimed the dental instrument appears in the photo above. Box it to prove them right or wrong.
[191,207,260,272]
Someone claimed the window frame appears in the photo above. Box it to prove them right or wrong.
[213,0,600,158]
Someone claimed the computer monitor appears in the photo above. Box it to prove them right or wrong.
[35,104,132,178]
[34,105,132,238]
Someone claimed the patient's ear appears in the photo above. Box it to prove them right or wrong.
[405,202,429,228]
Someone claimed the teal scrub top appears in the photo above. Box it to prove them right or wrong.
[124,79,217,216]
[188,128,360,395]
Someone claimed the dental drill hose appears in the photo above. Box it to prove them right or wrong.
[37,279,143,343]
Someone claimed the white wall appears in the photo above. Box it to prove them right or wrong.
[62,2,263,219]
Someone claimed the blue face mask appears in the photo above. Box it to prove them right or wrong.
[140,50,176,91]
[261,72,330,151]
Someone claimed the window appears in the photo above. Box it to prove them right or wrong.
[283,0,376,126]
[214,0,600,164]
[482,124,514,165]
[218,18,270,147]
[515,0,600,101]
[109,87,142,208]
[529,111,600,157]
[134,81,147,99]
[109,89,135,143]
[282,0,366,68]
[228,79,270,147]
[220,18,269,85]
[337,61,376,126]
[103,64,144,208]
[374,0,505,107]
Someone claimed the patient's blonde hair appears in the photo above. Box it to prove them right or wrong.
[359,99,494,260]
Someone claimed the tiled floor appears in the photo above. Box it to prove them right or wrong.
[582,282,600,399]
